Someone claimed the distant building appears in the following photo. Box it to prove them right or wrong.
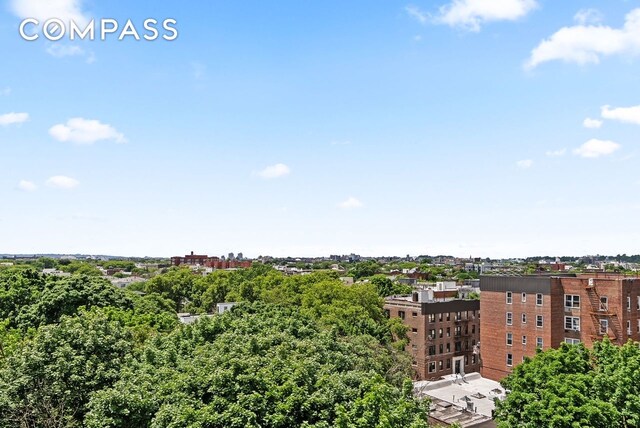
[216,302,238,314]
[385,291,481,380]
[171,251,251,269]
[480,273,640,381]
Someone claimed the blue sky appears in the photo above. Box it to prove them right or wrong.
[1,0,639,258]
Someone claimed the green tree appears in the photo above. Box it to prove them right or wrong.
[0,309,133,428]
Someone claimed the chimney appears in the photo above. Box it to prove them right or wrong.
[191,251,194,256]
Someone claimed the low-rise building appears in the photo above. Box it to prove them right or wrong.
[385,291,481,380]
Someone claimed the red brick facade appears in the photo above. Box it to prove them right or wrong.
[384,297,481,380]
[480,274,640,381]
[171,252,251,269]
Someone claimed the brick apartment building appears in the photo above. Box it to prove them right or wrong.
[480,273,640,381]
[384,291,481,380]
[171,251,251,269]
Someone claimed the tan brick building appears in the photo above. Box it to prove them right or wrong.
[384,292,480,380]
[480,273,640,381]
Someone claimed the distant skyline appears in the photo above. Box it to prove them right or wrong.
[1,0,639,258]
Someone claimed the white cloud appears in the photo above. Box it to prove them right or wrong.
[9,0,88,24]
[330,140,352,146]
[525,8,640,69]
[0,112,29,126]
[545,149,566,157]
[256,163,291,179]
[574,9,603,26]
[338,196,364,209]
[601,104,640,125]
[17,180,37,192]
[0,87,10,96]
[46,44,85,58]
[435,0,538,31]
[46,175,79,189]
[573,139,621,158]
[583,117,603,129]
[516,159,533,169]
[405,5,429,24]
[49,118,127,144]
[191,62,207,80]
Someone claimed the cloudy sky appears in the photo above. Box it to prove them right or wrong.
[1,0,639,258]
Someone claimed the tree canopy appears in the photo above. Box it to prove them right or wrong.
[495,339,640,428]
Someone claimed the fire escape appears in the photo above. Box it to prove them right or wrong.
[585,278,623,345]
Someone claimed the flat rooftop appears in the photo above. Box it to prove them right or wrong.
[415,373,504,427]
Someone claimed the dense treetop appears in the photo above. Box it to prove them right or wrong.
[0,265,429,427]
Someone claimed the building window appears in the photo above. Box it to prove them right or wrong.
[536,315,543,328]
[600,319,608,335]
[439,328,443,338]
[412,328,418,334]
[399,311,405,320]
[412,311,418,317]
[438,360,443,371]
[446,343,451,353]
[506,333,513,346]
[429,362,436,373]
[472,355,476,364]
[565,294,580,309]
[564,316,580,331]
[429,345,436,356]
[446,313,451,321]
[506,353,513,367]
[455,341,462,352]
[447,327,451,337]
[536,337,543,348]
[565,338,580,345]
[429,329,436,339]
[637,296,640,310]
[600,297,608,312]
[522,292,527,302]
[506,291,512,304]
[506,312,513,325]
[428,314,436,323]
[456,311,462,321]
[637,319,640,333]
[412,344,418,350]
[439,313,443,322]
[522,335,527,345]
[439,344,444,354]
[536,293,543,306]
[522,313,527,324]
[472,325,476,334]
[627,320,631,335]
[446,359,451,369]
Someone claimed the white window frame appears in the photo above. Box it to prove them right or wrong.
[522,313,527,324]
[506,353,513,367]
[522,292,527,303]
[536,337,543,348]
[565,338,580,345]
[506,332,513,346]
[506,312,513,326]
[522,335,527,345]
[564,294,580,309]
[536,315,543,328]
[627,320,631,335]
[536,293,543,306]
[564,316,580,331]
[600,319,608,334]
[600,297,608,312]
[506,291,512,304]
